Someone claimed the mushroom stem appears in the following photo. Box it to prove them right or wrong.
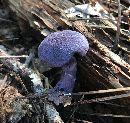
[54,57,77,93]
[48,58,77,105]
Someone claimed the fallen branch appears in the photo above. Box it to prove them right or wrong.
[0,49,64,123]
[0,49,44,94]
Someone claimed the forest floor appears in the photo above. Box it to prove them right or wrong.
[0,1,130,123]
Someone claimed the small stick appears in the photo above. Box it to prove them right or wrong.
[24,48,35,66]
[113,0,121,50]
[16,86,130,99]
[0,17,16,23]
[128,8,130,40]
[108,0,111,18]
[72,91,130,105]
[0,38,19,42]
[0,55,29,58]
[69,17,114,21]
[82,113,130,118]
[82,0,85,4]
[85,24,116,29]
[65,86,130,96]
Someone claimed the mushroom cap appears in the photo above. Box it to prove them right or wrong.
[38,30,89,67]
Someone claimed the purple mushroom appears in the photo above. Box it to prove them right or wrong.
[38,30,89,104]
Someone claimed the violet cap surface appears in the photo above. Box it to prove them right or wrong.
[38,30,89,67]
